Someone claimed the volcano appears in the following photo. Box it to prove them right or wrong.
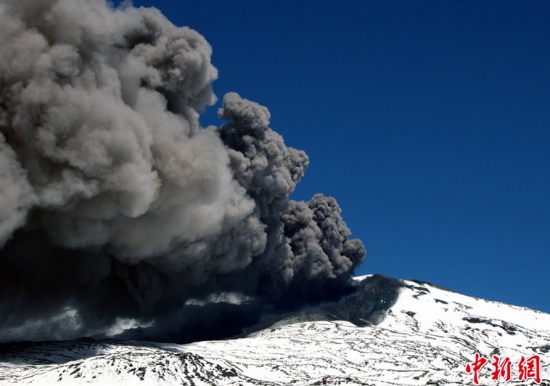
[1,274,548,385]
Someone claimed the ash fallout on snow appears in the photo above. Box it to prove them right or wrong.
[0,0,365,342]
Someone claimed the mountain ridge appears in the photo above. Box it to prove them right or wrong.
[1,274,549,385]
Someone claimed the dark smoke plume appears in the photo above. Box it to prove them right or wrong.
[0,0,365,342]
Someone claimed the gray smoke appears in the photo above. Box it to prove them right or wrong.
[0,0,365,342]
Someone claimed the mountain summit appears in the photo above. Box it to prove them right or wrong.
[1,275,549,385]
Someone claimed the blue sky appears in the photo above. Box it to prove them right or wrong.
[122,0,550,314]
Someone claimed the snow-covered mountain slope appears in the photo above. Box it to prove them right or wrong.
[1,275,549,385]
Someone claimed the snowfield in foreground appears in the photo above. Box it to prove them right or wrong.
[1,275,549,385]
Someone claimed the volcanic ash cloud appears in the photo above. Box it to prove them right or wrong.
[0,0,365,341]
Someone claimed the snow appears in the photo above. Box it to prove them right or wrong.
[1,275,549,385]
